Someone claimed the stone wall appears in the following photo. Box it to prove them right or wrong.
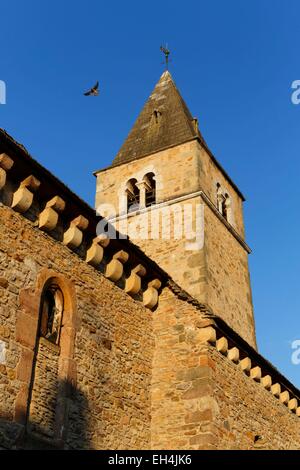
[151,288,300,450]
[211,344,300,449]
[96,139,255,347]
[0,204,153,449]
[0,198,299,450]
[151,287,216,449]
[95,141,201,215]
[196,144,245,238]
[105,193,255,348]
[112,195,207,304]
[28,338,60,439]
[0,134,299,450]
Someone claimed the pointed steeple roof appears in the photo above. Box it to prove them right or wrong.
[111,71,205,167]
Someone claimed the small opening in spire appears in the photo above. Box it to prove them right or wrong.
[153,109,162,124]
[192,117,198,132]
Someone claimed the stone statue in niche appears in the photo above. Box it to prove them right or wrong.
[40,286,64,345]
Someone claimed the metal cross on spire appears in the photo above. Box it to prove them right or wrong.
[160,44,170,70]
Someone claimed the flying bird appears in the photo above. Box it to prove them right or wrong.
[84,81,99,96]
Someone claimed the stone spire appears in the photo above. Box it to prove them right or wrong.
[111,70,205,167]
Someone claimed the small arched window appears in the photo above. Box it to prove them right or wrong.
[126,178,140,213]
[40,285,64,345]
[216,184,231,223]
[143,172,156,207]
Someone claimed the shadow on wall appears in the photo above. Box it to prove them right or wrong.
[0,379,92,450]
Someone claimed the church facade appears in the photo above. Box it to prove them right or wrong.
[0,71,299,449]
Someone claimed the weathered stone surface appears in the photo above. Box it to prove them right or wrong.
[280,391,290,405]
[250,366,261,381]
[216,337,228,354]
[271,383,281,397]
[211,345,300,450]
[0,205,153,449]
[239,357,251,372]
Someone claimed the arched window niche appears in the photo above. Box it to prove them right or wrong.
[15,270,77,448]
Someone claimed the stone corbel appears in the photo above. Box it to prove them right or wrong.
[279,390,290,405]
[250,366,261,381]
[0,153,14,189]
[63,215,89,249]
[143,279,161,309]
[288,398,298,412]
[86,234,110,267]
[105,250,129,282]
[216,337,228,354]
[38,196,65,232]
[261,375,272,390]
[227,347,239,363]
[11,175,40,213]
[239,357,251,373]
[271,383,281,397]
[125,264,146,295]
[197,326,216,344]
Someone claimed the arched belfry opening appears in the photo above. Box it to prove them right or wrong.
[143,172,156,207]
[152,109,162,125]
[126,178,140,213]
[40,285,64,345]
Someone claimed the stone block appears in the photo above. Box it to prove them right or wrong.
[239,357,251,372]
[280,391,290,405]
[216,337,228,354]
[11,175,40,213]
[261,375,272,390]
[227,347,239,362]
[271,383,281,397]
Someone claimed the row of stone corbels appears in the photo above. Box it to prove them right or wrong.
[0,155,161,309]
[199,326,300,417]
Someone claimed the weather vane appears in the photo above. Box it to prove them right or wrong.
[160,44,170,70]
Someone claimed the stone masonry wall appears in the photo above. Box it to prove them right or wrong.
[0,204,153,449]
[196,144,245,238]
[113,195,207,304]
[204,205,256,348]
[109,194,256,348]
[151,288,300,450]
[0,203,299,450]
[28,338,60,439]
[151,287,217,450]
[211,344,300,449]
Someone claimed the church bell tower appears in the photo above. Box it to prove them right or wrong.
[94,71,256,348]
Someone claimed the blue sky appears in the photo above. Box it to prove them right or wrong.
[1,0,300,386]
